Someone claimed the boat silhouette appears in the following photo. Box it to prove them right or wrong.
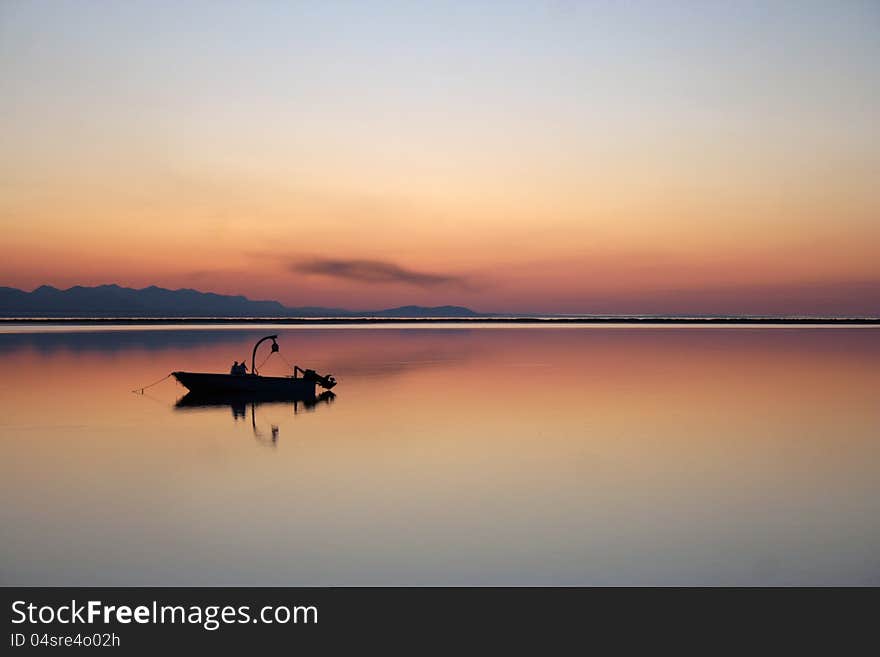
[172,334,336,397]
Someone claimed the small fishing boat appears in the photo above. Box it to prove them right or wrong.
[172,335,336,397]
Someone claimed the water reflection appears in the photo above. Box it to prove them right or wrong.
[0,327,249,354]
[2,325,879,585]
[175,390,336,446]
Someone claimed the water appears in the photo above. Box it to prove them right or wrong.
[1,324,878,585]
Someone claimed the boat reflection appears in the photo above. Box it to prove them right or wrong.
[174,390,336,446]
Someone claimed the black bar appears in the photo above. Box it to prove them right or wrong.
[2,587,877,653]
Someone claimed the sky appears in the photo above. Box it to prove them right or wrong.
[1,0,878,314]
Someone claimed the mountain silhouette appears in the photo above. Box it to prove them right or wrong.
[0,284,480,318]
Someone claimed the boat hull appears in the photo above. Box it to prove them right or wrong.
[172,371,317,397]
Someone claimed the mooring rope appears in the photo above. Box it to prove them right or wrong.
[132,372,173,394]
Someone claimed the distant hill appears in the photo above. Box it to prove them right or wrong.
[366,305,478,318]
[0,284,480,318]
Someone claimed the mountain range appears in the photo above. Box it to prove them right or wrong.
[0,284,480,318]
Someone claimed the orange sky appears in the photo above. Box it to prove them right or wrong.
[1,2,878,314]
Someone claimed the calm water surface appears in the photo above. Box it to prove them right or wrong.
[1,324,878,585]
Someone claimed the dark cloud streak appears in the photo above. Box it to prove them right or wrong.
[291,258,467,288]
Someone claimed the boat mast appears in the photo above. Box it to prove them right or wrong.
[251,335,279,375]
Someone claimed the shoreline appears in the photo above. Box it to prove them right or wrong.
[1,316,878,325]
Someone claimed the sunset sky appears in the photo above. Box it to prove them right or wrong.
[1,1,878,314]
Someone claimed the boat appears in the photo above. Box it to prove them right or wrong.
[172,335,336,397]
